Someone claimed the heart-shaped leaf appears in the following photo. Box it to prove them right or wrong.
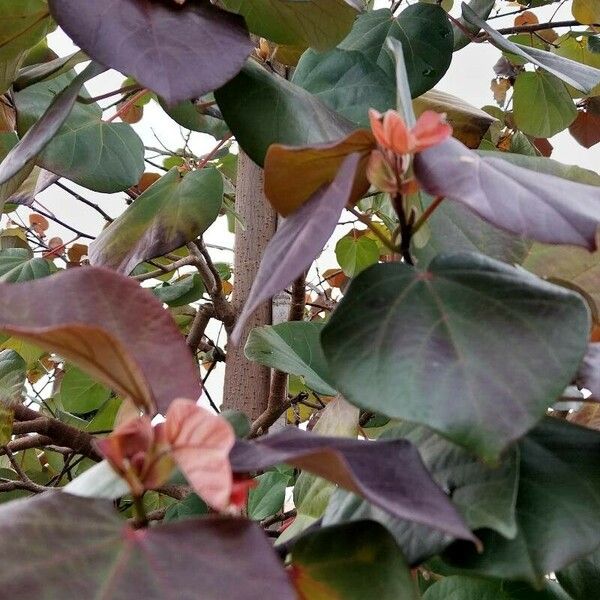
[321,253,590,460]
[414,137,600,249]
[462,3,600,94]
[441,418,600,585]
[0,248,51,282]
[513,71,577,138]
[337,5,453,98]
[215,61,356,167]
[15,70,144,193]
[230,427,475,542]
[48,0,253,105]
[245,322,337,396]
[89,167,223,274]
[0,62,105,192]
[290,521,418,600]
[221,0,359,51]
[0,267,202,414]
[0,493,296,599]
[293,48,396,127]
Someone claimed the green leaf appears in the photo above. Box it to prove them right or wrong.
[14,71,144,193]
[293,48,395,127]
[557,546,600,600]
[442,418,600,585]
[59,365,111,414]
[383,422,519,538]
[552,32,600,97]
[0,62,106,192]
[0,0,53,93]
[0,350,27,408]
[412,193,532,266]
[248,470,291,520]
[513,71,577,138]
[321,253,590,460]
[220,0,360,51]
[0,133,35,207]
[323,488,452,566]
[164,493,209,522]
[453,0,495,51]
[153,274,205,308]
[337,5,453,98]
[290,521,418,600]
[422,576,572,600]
[245,322,336,396]
[462,3,600,94]
[158,96,229,140]
[89,168,223,274]
[215,60,356,166]
[335,233,379,277]
[0,248,51,282]
[14,49,88,91]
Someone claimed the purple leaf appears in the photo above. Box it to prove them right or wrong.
[414,138,600,249]
[231,152,361,343]
[48,0,253,105]
[0,266,201,414]
[0,493,296,600]
[0,62,105,189]
[230,427,476,543]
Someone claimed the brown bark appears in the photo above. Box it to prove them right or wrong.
[222,151,277,419]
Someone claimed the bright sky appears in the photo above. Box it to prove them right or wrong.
[24,1,600,405]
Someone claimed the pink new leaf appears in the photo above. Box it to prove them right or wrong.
[165,399,235,511]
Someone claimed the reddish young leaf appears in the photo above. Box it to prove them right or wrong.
[48,0,253,105]
[569,109,600,149]
[0,267,201,414]
[231,153,361,343]
[414,137,600,249]
[165,399,235,511]
[0,493,296,600]
[230,427,476,543]
[97,416,174,497]
[264,130,373,216]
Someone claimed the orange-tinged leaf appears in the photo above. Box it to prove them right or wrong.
[569,109,600,149]
[67,243,88,264]
[137,171,161,193]
[291,565,340,600]
[264,130,374,216]
[29,214,49,235]
[0,267,202,414]
[515,11,538,26]
[165,398,235,510]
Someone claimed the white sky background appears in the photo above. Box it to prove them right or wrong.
[27,0,600,406]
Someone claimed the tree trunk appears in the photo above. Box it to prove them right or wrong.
[222,151,277,420]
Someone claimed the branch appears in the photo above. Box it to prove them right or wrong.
[492,20,599,36]
[13,404,101,461]
[1,446,54,494]
[186,303,215,354]
[187,240,236,335]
